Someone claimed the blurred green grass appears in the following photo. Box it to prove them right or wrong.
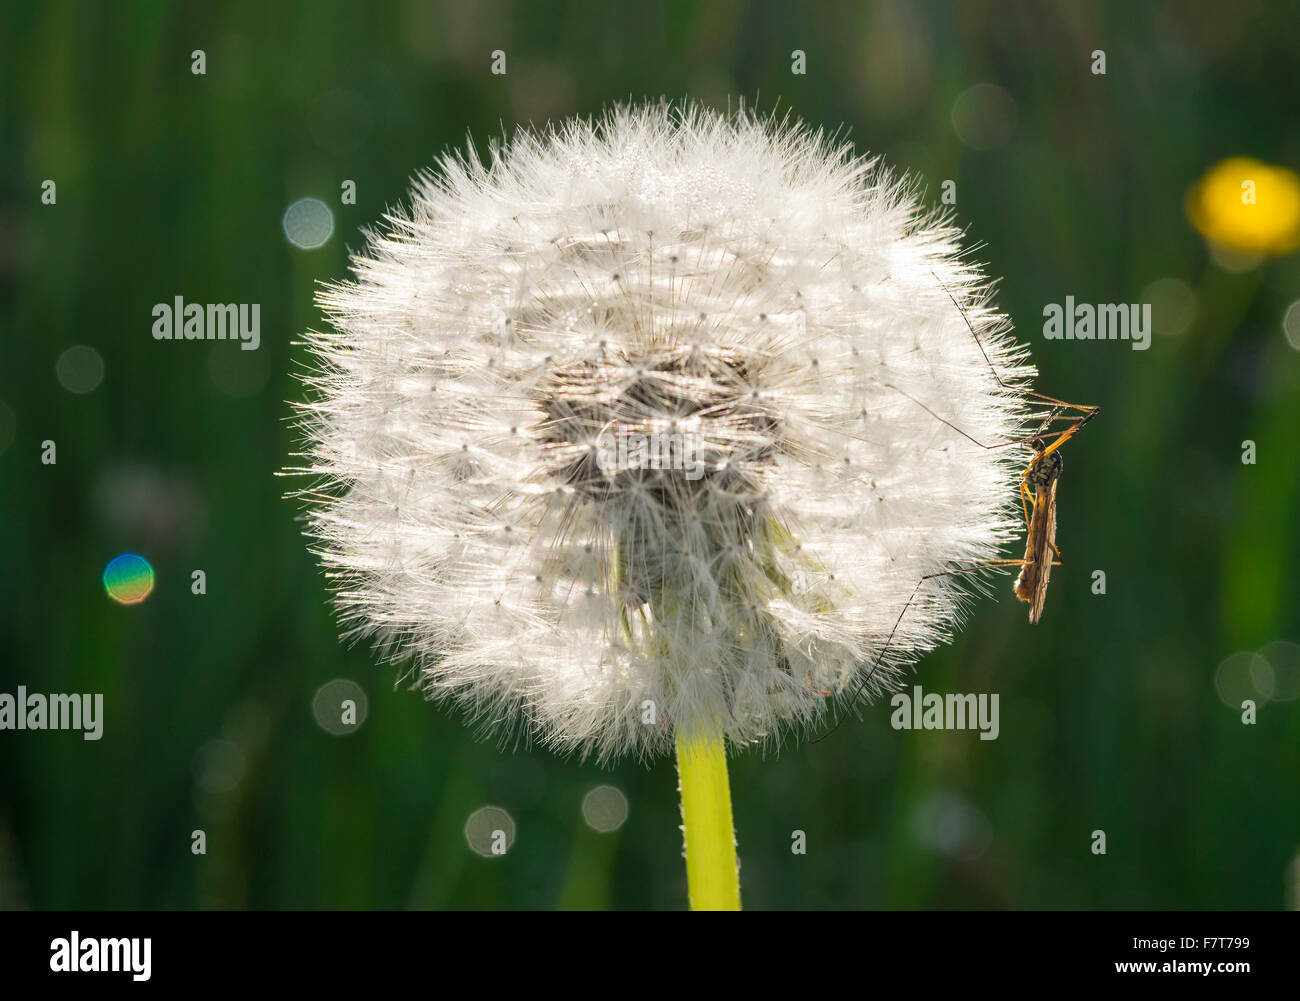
[1,0,1298,909]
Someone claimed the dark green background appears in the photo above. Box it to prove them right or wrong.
[2,0,1297,909]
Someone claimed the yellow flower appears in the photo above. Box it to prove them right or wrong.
[1186,157,1300,255]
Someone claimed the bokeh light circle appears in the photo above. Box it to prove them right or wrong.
[465,805,516,857]
[193,739,245,796]
[283,197,334,249]
[1208,243,1264,274]
[56,345,105,394]
[1214,650,1273,709]
[1258,640,1300,702]
[581,785,629,832]
[1283,300,1300,352]
[311,678,368,735]
[950,83,1018,151]
[912,791,992,861]
[1140,278,1198,337]
[103,553,155,605]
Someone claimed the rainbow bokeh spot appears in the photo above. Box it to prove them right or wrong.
[103,553,155,605]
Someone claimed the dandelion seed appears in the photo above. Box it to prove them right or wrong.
[286,102,1034,763]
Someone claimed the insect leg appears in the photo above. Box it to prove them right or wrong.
[931,271,1100,418]
[1019,479,1035,532]
[812,558,1028,744]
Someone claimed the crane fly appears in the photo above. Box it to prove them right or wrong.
[812,275,1099,742]
[1013,401,1097,622]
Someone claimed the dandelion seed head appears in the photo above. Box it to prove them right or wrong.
[289,102,1035,761]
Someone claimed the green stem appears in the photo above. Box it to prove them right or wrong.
[675,731,742,910]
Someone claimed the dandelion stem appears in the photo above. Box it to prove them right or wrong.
[675,730,741,910]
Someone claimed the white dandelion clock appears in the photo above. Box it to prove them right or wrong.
[287,103,1034,768]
